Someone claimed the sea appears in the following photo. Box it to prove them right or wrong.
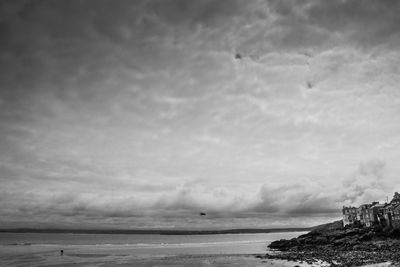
[0,231,311,267]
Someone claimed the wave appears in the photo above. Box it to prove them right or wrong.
[7,242,34,246]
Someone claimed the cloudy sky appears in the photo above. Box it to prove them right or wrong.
[1,0,400,229]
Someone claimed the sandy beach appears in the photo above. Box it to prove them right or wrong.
[0,246,392,267]
[0,232,316,267]
[0,245,318,267]
[0,232,393,267]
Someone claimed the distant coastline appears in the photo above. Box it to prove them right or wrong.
[0,227,311,235]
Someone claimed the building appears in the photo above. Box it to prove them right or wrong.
[343,192,400,229]
[382,203,394,227]
[391,192,400,205]
[343,206,357,226]
[357,204,372,226]
[392,203,400,229]
[369,202,386,226]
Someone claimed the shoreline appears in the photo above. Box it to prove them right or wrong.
[0,246,391,267]
[0,249,325,267]
[0,231,308,266]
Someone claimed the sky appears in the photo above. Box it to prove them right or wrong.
[1,0,400,229]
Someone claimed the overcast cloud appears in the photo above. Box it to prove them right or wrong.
[1,0,400,229]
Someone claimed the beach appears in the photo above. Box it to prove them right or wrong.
[0,231,316,267]
[0,249,313,267]
[1,231,395,266]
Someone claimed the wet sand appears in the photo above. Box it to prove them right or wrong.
[0,233,393,267]
[0,244,319,267]
[0,245,393,266]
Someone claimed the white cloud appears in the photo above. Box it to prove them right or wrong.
[1,0,400,228]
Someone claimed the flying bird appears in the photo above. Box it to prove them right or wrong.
[199,212,206,216]
[234,52,262,62]
[306,81,313,89]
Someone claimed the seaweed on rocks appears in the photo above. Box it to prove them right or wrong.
[262,221,400,266]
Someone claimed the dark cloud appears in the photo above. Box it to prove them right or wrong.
[264,0,400,51]
[1,0,399,101]
[146,0,244,27]
[254,182,340,216]
[307,0,400,46]
[0,159,392,227]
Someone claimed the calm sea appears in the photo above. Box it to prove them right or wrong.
[0,232,309,266]
[0,231,305,255]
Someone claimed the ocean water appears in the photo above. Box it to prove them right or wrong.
[0,232,306,253]
[0,231,309,266]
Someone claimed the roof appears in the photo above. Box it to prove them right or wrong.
[392,203,400,211]
[370,203,385,209]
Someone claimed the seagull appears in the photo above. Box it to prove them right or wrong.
[307,81,313,89]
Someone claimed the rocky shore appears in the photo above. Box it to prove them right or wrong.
[260,221,400,266]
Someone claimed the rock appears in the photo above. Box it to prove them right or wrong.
[266,222,400,266]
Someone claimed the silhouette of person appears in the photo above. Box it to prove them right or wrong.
[60,250,64,256]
